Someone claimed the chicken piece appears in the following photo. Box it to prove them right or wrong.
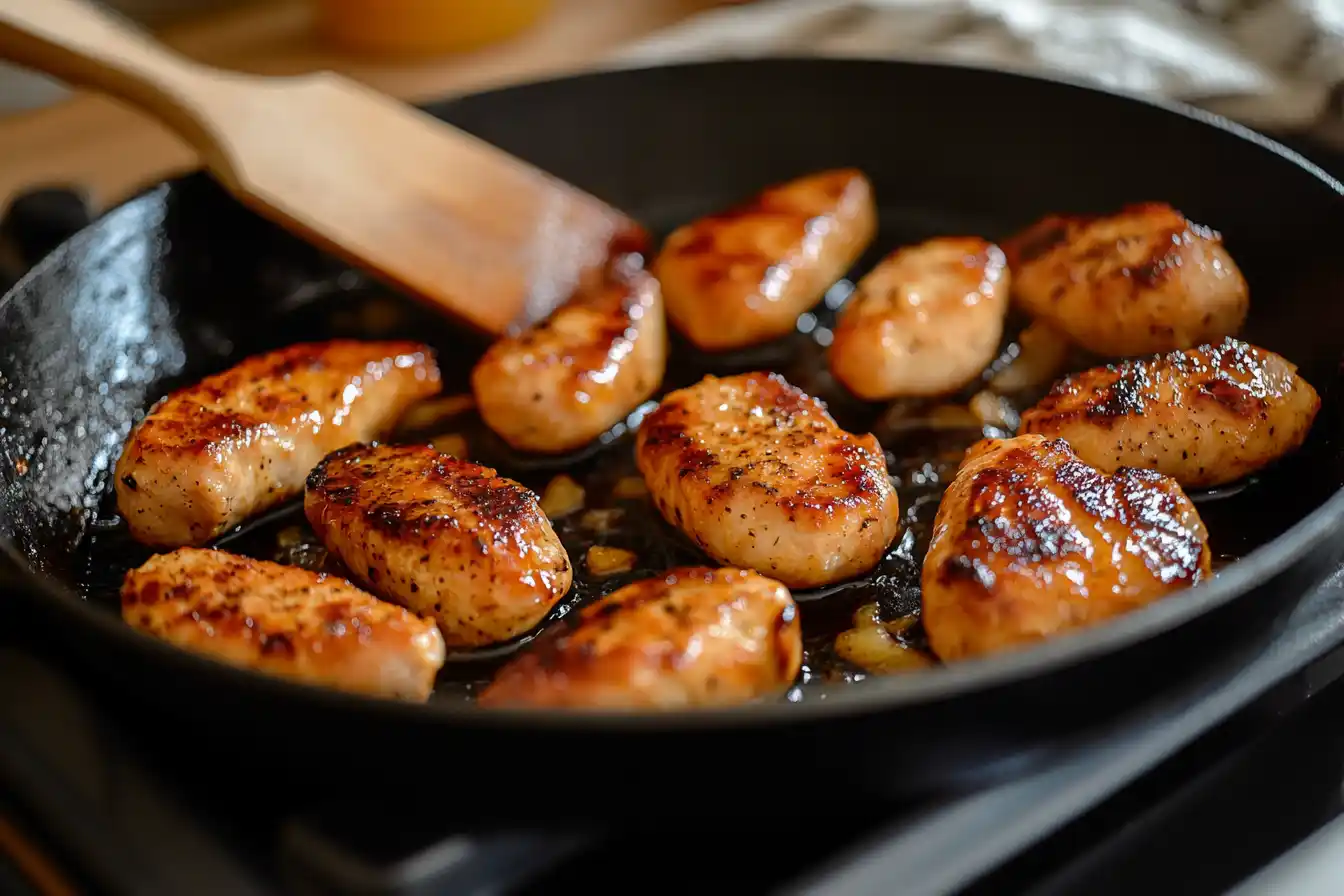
[304,443,572,648]
[477,567,801,709]
[1003,203,1248,357]
[1019,338,1319,488]
[652,169,877,351]
[829,237,1010,399]
[115,340,440,548]
[471,256,667,454]
[122,548,444,701]
[635,371,900,588]
[922,435,1211,662]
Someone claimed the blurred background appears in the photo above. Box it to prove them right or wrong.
[1,0,1341,214]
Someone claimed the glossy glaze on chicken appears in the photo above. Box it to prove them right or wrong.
[87,169,1325,708]
[1002,203,1249,357]
[636,371,900,589]
[471,253,667,454]
[479,566,801,709]
[123,548,445,700]
[922,435,1211,661]
[115,340,440,547]
[653,169,877,351]
[305,443,572,647]
[830,237,1010,399]
[1019,338,1320,488]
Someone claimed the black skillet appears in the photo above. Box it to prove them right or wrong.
[4,59,1344,814]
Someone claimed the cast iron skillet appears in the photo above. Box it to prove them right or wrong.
[4,59,1344,811]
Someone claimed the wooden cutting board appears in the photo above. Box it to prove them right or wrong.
[0,0,719,210]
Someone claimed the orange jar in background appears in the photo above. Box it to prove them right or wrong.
[313,0,553,57]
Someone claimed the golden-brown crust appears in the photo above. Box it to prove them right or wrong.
[829,236,1010,399]
[652,169,877,351]
[635,372,900,588]
[121,548,445,701]
[304,443,572,647]
[471,256,667,454]
[114,340,440,547]
[1002,203,1249,356]
[477,566,801,709]
[1019,338,1320,487]
[922,435,1211,662]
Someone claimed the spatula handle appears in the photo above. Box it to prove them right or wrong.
[0,0,230,156]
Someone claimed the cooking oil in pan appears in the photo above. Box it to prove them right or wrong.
[73,283,1285,705]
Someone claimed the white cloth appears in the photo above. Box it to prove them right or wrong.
[614,0,1344,147]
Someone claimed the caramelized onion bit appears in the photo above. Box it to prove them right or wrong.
[585,545,637,577]
[612,476,649,499]
[579,508,625,534]
[970,390,1020,435]
[276,525,308,549]
[273,526,331,573]
[834,603,932,674]
[878,401,982,437]
[540,475,586,519]
[988,320,1072,393]
[397,394,476,433]
[430,433,468,458]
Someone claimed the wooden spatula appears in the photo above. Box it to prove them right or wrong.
[0,0,645,335]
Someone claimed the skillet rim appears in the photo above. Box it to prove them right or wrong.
[2,56,1343,730]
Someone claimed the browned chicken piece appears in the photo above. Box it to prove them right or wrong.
[635,371,900,589]
[115,340,440,548]
[305,443,572,648]
[122,548,445,701]
[1019,338,1320,488]
[477,567,801,709]
[652,169,877,351]
[471,256,667,454]
[1003,203,1249,357]
[830,237,1010,399]
[922,434,1211,662]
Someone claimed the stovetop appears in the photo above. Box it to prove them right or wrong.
[3,134,1344,896]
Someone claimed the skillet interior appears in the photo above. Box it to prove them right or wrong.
[4,59,1344,726]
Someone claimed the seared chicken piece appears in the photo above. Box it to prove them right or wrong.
[830,237,1010,399]
[305,443,572,647]
[635,372,900,589]
[477,567,801,709]
[922,435,1211,662]
[471,256,667,454]
[652,169,877,351]
[1003,203,1248,357]
[122,548,444,701]
[1019,338,1320,488]
[115,341,440,548]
